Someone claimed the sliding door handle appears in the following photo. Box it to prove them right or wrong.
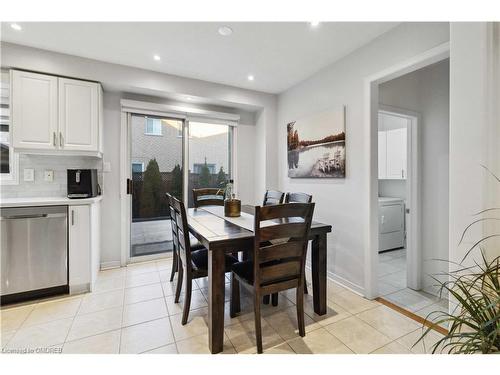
[60,132,63,147]
[126,178,134,195]
[53,132,57,146]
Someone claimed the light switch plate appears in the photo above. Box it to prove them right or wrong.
[23,168,35,182]
[44,170,54,182]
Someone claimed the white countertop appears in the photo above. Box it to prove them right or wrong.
[0,196,103,208]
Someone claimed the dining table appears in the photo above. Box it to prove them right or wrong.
[186,204,332,354]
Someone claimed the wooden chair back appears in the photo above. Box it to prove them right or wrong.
[168,194,193,272]
[166,193,179,258]
[193,188,225,208]
[262,190,285,206]
[252,203,315,294]
[285,192,313,204]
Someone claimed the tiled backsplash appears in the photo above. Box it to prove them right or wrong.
[1,154,102,198]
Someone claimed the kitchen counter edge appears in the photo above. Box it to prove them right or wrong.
[0,196,103,208]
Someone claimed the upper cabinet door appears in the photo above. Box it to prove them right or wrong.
[386,127,407,179]
[12,70,58,150]
[59,78,99,151]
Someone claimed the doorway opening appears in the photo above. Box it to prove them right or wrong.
[375,59,451,324]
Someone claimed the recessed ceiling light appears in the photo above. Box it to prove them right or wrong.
[153,55,161,61]
[247,75,254,81]
[186,97,193,101]
[10,23,22,31]
[218,26,233,36]
[309,21,320,27]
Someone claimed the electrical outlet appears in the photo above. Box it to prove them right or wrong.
[23,168,35,182]
[44,170,54,182]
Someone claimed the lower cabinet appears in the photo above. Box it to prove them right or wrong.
[68,202,100,293]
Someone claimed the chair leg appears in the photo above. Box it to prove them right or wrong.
[253,292,263,354]
[296,284,305,337]
[169,246,178,282]
[263,295,270,304]
[304,278,308,295]
[181,274,192,325]
[230,273,241,318]
[271,293,279,306]
[174,262,183,303]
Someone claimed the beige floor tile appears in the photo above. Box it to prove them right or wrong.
[156,259,173,271]
[371,341,412,354]
[79,289,124,315]
[1,304,34,333]
[176,333,235,354]
[143,343,178,354]
[287,328,353,354]
[67,307,123,342]
[264,306,321,341]
[125,271,160,288]
[169,307,209,341]
[223,300,255,327]
[194,276,230,290]
[264,342,296,354]
[325,316,392,353]
[303,295,352,326]
[126,261,159,276]
[225,318,284,353]
[356,305,420,340]
[122,298,168,327]
[6,318,73,350]
[380,270,407,289]
[93,276,126,293]
[120,317,174,354]
[124,283,164,305]
[200,283,232,302]
[331,290,380,315]
[384,289,437,312]
[159,270,171,282]
[165,290,207,315]
[396,328,445,354]
[1,330,15,348]
[22,296,82,327]
[161,278,199,297]
[63,330,121,354]
[261,294,296,317]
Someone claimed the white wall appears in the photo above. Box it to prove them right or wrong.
[378,60,450,295]
[449,23,500,267]
[276,22,450,293]
[1,42,277,268]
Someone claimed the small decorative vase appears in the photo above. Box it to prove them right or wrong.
[224,199,241,217]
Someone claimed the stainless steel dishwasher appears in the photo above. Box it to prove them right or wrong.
[0,205,69,304]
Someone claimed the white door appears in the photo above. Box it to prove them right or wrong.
[69,205,91,288]
[59,78,99,151]
[11,70,58,150]
[386,127,407,179]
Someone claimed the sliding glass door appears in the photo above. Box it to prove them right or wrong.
[130,114,184,258]
[187,121,232,208]
[128,115,233,259]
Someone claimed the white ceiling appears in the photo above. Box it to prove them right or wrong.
[0,22,398,94]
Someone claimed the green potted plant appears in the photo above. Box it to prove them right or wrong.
[417,166,500,354]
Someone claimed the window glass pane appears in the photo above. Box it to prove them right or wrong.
[188,122,231,207]
[131,115,183,258]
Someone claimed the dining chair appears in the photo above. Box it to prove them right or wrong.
[262,190,285,206]
[167,193,204,282]
[230,202,315,353]
[285,192,313,295]
[192,188,225,208]
[168,193,238,325]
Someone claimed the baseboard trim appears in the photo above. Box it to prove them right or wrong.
[100,261,121,270]
[376,297,449,336]
[305,264,366,296]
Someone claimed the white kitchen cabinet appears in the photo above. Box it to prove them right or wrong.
[59,78,100,152]
[11,70,103,156]
[68,205,91,292]
[378,112,407,180]
[11,70,58,150]
[378,197,405,252]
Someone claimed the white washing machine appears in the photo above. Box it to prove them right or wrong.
[378,197,405,252]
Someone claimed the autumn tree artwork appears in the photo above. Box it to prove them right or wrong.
[287,106,346,178]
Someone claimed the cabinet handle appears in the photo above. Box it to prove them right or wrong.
[53,132,57,146]
[401,169,404,179]
[71,210,75,226]
[60,132,63,147]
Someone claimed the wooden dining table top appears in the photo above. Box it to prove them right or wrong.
[186,204,332,251]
